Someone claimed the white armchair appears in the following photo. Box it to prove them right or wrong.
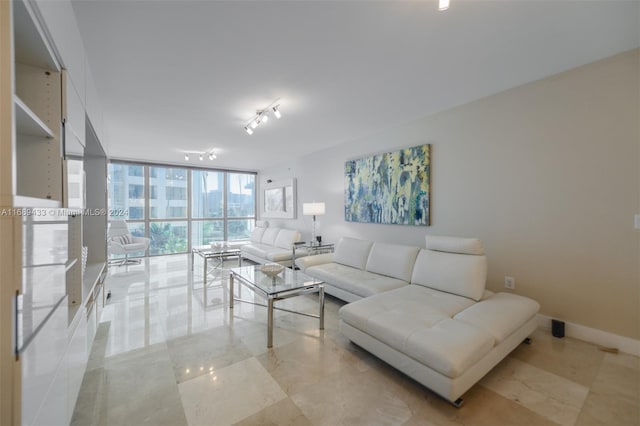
[108,220,150,265]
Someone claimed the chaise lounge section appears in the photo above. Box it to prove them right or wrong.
[299,235,540,406]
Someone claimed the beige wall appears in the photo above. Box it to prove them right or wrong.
[261,49,640,340]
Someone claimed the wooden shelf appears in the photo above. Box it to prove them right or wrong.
[14,94,54,138]
[12,195,61,208]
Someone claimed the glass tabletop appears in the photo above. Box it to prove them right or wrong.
[230,265,322,295]
[193,243,242,255]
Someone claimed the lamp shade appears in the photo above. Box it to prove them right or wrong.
[303,202,325,216]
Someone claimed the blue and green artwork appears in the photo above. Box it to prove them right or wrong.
[345,144,430,226]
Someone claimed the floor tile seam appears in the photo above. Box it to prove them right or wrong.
[277,358,367,399]
[101,340,172,368]
[506,356,591,391]
[481,357,591,420]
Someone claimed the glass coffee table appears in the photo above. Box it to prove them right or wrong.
[229,265,324,348]
[192,242,243,288]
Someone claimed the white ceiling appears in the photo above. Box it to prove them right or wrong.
[71,0,639,171]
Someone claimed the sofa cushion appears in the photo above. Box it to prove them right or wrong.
[241,243,271,258]
[365,242,420,282]
[411,249,487,301]
[426,235,484,255]
[306,263,407,298]
[250,227,266,243]
[334,237,373,269]
[264,248,296,262]
[274,229,300,249]
[261,228,280,246]
[339,285,475,329]
[454,292,540,343]
[339,286,493,378]
[242,243,295,262]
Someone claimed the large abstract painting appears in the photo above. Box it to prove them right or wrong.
[345,144,430,226]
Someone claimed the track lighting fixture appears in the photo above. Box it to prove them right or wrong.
[243,98,282,135]
[183,150,217,162]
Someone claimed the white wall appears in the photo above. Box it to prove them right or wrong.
[260,49,640,340]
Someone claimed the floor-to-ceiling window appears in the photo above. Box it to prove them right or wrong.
[149,166,188,255]
[191,169,224,247]
[227,172,255,240]
[107,161,256,258]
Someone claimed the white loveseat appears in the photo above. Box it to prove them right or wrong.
[240,222,303,267]
[297,236,540,406]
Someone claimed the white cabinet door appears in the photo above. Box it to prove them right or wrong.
[66,311,88,424]
[64,71,86,156]
[21,298,68,426]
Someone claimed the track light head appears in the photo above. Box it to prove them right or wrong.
[199,154,203,161]
[243,98,282,134]
[208,153,213,160]
[184,153,189,160]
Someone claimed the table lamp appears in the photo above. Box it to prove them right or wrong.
[302,202,325,245]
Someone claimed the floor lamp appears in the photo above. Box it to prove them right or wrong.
[303,202,325,245]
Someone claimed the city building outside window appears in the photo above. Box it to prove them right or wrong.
[107,162,256,258]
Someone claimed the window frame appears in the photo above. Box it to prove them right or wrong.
[107,160,257,258]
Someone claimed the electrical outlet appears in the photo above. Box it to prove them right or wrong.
[504,276,515,290]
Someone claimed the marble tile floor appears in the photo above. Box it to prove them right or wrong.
[71,254,640,426]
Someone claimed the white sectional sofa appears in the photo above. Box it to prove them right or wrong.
[240,222,303,267]
[297,235,540,406]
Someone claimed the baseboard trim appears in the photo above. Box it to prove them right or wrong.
[536,314,640,356]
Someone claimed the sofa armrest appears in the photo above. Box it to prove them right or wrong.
[295,253,334,272]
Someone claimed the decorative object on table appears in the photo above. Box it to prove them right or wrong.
[262,178,296,219]
[211,241,228,249]
[303,202,325,244]
[345,144,430,226]
[260,263,285,278]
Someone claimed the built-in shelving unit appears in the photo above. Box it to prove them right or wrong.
[1,0,108,424]
[12,0,63,207]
